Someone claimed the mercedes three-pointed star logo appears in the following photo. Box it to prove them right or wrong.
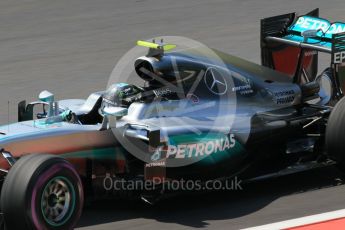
[204,67,228,95]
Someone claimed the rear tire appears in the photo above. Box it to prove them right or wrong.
[326,96,345,170]
[0,154,83,230]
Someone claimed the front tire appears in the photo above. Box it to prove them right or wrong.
[0,154,83,230]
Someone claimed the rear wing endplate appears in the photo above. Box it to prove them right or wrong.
[332,33,345,64]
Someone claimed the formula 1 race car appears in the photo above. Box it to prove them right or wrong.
[0,8,345,230]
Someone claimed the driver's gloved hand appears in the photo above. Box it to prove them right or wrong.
[61,110,79,124]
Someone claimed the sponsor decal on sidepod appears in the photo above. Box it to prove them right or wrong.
[151,134,236,161]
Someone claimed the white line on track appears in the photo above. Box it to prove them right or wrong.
[240,208,345,230]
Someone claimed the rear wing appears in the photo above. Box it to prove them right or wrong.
[261,8,345,99]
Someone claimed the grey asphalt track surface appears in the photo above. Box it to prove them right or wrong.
[1,0,345,229]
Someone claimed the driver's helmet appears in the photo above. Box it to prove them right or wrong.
[102,83,141,107]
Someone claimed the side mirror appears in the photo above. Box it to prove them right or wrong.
[38,90,58,117]
[100,107,128,130]
[103,106,128,117]
[39,90,54,103]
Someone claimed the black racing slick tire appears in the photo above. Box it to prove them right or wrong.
[0,154,84,230]
[326,96,345,170]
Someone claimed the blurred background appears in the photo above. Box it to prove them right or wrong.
[1,0,344,124]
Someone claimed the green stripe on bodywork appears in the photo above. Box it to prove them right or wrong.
[61,147,125,160]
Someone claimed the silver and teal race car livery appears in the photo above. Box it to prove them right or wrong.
[1,8,345,230]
